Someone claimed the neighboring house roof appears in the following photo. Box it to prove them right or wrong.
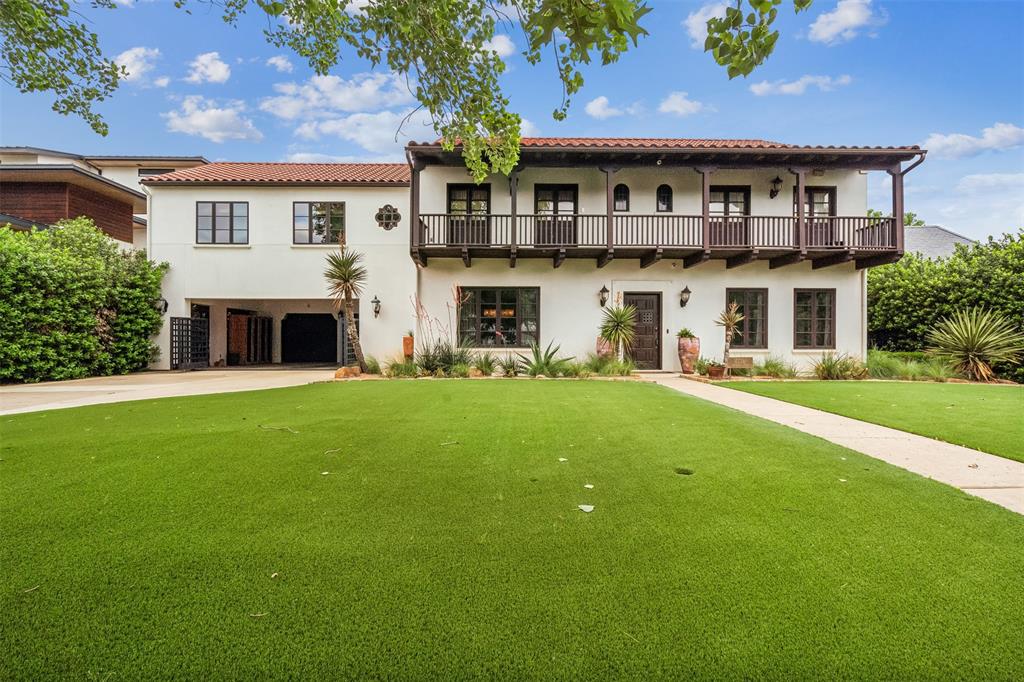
[0,165,147,212]
[142,162,411,186]
[0,146,207,165]
[904,225,976,259]
[0,212,50,231]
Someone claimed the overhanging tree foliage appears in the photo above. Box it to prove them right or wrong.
[0,219,167,383]
[3,0,815,179]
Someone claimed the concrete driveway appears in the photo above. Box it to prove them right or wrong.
[0,369,336,415]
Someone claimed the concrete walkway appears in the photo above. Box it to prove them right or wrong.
[0,369,336,416]
[642,374,1024,515]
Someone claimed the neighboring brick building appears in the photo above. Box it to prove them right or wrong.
[0,147,206,247]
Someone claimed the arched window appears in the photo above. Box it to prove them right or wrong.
[656,184,673,212]
[613,183,630,212]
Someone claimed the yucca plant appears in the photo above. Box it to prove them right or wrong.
[472,352,497,376]
[324,247,367,371]
[498,354,521,378]
[518,340,573,377]
[715,302,745,378]
[927,307,1024,382]
[599,304,636,361]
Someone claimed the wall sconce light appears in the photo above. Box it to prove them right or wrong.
[155,297,169,315]
[371,296,381,318]
[598,285,610,307]
[679,286,691,308]
[769,176,783,199]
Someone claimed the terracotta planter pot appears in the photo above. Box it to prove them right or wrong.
[677,336,700,374]
[596,337,613,358]
[402,335,414,359]
[707,365,726,379]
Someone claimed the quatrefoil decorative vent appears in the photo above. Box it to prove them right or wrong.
[375,204,401,231]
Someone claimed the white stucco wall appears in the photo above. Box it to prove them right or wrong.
[416,258,867,373]
[148,183,416,368]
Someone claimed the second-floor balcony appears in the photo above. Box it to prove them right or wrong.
[415,213,898,269]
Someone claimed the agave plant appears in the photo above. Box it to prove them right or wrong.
[324,247,368,371]
[599,304,636,361]
[517,340,573,377]
[927,307,1024,382]
[715,302,745,378]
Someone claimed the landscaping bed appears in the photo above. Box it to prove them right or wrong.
[2,381,1023,678]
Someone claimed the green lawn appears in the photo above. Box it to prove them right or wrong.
[2,381,1023,679]
[721,380,1024,462]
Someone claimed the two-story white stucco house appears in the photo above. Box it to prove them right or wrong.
[143,137,925,373]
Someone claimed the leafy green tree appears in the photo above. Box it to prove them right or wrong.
[867,209,926,226]
[0,218,167,382]
[3,0,813,179]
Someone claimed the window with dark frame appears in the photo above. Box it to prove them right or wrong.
[656,184,673,212]
[293,202,345,244]
[793,186,837,216]
[447,184,491,215]
[726,289,767,348]
[196,201,248,244]
[794,289,836,349]
[709,185,751,216]
[613,183,630,211]
[458,287,539,347]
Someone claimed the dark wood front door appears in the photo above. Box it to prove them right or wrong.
[624,292,661,370]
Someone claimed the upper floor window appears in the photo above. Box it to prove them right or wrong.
[794,289,836,349]
[727,289,767,348]
[293,202,345,244]
[613,183,630,211]
[656,184,673,212]
[795,186,837,217]
[448,184,490,215]
[197,202,248,244]
[710,186,750,216]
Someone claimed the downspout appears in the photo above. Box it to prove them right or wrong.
[142,183,153,257]
[405,149,422,343]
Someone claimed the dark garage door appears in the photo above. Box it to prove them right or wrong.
[281,313,337,363]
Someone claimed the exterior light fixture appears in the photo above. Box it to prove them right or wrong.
[371,296,381,318]
[155,297,169,315]
[599,285,610,307]
[679,286,691,308]
[769,176,783,199]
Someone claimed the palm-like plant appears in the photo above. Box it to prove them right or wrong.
[927,307,1024,382]
[324,247,368,371]
[715,302,745,378]
[599,304,637,361]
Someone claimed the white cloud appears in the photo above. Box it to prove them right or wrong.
[266,55,294,73]
[683,3,727,49]
[483,34,516,59]
[163,96,262,143]
[153,76,170,88]
[808,0,886,45]
[115,46,160,83]
[185,51,231,84]
[520,118,539,137]
[657,92,706,116]
[956,173,1024,193]
[750,74,852,96]
[259,72,414,120]
[295,109,433,154]
[345,0,372,15]
[923,123,1024,159]
[584,96,623,120]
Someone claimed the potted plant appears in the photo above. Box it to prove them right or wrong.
[402,329,415,360]
[676,328,700,374]
[707,361,726,379]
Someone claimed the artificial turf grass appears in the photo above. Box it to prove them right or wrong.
[1,381,1022,679]
[719,380,1024,463]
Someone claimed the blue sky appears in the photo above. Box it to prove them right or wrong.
[1,0,1022,239]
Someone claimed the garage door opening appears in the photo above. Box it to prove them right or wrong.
[281,313,337,363]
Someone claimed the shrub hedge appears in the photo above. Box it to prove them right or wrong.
[0,219,167,383]
[867,231,1024,381]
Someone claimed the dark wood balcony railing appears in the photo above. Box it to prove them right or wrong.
[416,213,897,254]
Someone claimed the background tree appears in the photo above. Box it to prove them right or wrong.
[2,0,814,179]
[868,209,926,226]
[324,247,368,371]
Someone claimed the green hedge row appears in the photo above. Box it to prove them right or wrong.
[0,219,167,383]
[867,231,1024,381]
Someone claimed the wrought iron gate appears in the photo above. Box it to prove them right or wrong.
[170,316,210,370]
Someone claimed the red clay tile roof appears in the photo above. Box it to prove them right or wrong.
[409,137,921,152]
[142,162,410,185]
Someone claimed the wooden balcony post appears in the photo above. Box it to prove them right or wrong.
[509,170,519,248]
[408,154,424,252]
[696,166,713,254]
[889,165,905,254]
[600,166,616,252]
[790,167,807,255]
